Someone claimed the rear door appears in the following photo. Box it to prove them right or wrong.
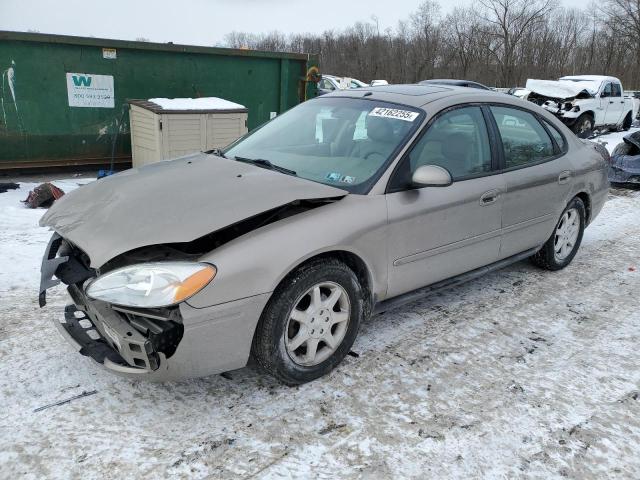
[605,82,625,125]
[385,105,505,297]
[488,106,572,259]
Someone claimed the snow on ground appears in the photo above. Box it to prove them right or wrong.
[594,126,640,154]
[0,179,92,294]
[1,130,639,479]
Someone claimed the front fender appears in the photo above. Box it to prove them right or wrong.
[186,194,388,308]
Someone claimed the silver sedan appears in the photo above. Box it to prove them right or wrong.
[39,84,609,384]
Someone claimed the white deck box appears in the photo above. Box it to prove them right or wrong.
[128,97,248,168]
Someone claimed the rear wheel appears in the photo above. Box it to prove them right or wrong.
[251,258,363,385]
[531,197,586,270]
[571,114,594,138]
[621,112,632,131]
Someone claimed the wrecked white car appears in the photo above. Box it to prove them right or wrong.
[525,75,636,137]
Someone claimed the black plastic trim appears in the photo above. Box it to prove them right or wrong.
[373,247,539,314]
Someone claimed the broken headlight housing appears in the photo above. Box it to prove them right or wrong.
[86,262,216,308]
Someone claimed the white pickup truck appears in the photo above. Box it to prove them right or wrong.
[524,75,638,137]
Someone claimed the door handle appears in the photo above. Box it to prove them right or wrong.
[479,190,499,206]
[609,100,614,104]
[558,171,572,185]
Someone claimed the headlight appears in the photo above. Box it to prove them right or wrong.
[86,262,216,308]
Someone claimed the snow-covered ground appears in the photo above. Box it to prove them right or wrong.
[594,126,640,155]
[1,130,639,479]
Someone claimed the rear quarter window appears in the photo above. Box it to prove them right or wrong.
[542,119,567,152]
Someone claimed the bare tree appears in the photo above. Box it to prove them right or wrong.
[222,0,640,89]
[477,0,557,86]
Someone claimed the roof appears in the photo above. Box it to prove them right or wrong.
[419,79,491,90]
[321,83,510,108]
[129,98,248,114]
[560,75,621,84]
[0,30,312,62]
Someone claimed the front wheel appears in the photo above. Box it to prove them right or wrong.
[531,197,586,271]
[571,114,594,138]
[251,258,363,385]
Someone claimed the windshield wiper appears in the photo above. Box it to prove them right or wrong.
[204,148,227,158]
[233,156,297,176]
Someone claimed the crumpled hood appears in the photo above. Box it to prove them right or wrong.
[526,79,597,100]
[40,153,347,267]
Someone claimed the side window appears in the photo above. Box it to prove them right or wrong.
[490,106,555,168]
[542,119,566,152]
[612,83,622,97]
[319,79,335,91]
[396,106,492,186]
[601,82,612,98]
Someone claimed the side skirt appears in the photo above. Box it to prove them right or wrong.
[373,248,539,315]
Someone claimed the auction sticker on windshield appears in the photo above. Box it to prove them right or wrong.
[368,107,419,122]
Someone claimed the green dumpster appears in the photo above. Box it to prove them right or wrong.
[0,31,319,170]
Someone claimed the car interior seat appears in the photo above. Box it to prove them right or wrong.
[350,116,397,160]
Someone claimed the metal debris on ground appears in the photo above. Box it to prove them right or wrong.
[22,182,65,208]
[33,390,98,412]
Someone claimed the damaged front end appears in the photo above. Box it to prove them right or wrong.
[609,131,640,185]
[528,93,587,124]
[39,196,342,379]
[40,233,185,374]
[525,79,593,126]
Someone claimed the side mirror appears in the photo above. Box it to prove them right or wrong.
[411,165,452,188]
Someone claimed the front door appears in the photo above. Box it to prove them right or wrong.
[385,106,504,298]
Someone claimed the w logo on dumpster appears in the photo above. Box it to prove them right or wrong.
[72,75,92,87]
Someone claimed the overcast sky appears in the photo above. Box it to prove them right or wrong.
[1,0,585,47]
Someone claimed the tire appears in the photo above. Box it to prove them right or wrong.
[251,258,364,385]
[622,112,632,131]
[531,197,586,271]
[612,141,633,156]
[571,114,594,138]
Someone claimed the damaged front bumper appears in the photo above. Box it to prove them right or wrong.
[538,102,580,126]
[41,233,271,381]
[609,158,640,184]
[608,131,640,185]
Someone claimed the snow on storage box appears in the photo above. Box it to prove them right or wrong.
[128,97,248,167]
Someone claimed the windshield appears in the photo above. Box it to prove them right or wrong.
[224,97,423,193]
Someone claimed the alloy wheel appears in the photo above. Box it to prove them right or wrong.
[554,208,580,261]
[284,282,351,366]
[579,118,593,135]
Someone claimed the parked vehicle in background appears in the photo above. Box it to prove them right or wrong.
[39,84,610,385]
[507,87,530,99]
[317,75,367,95]
[525,75,637,138]
[609,130,640,186]
[370,79,389,86]
[420,79,491,90]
